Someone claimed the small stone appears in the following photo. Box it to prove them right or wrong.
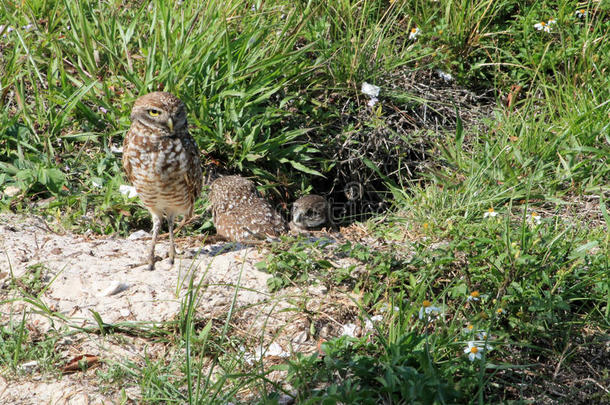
[278,392,297,405]
[3,186,21,197]
[308,283,328,295]
[128,230,149,240]
[119,308,130,317]
[19,360,38,373]
[341,323,358,337]
[292,330,309,344]
[100,281,130,297]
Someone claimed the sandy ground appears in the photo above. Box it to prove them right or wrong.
[0,214,364,404]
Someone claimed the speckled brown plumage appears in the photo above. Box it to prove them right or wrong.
[289,194,330,232]
[123,92,202,270]
[208,176,287,241]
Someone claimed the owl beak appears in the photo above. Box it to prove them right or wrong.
[167,117,174,132]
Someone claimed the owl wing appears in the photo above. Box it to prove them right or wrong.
[182,136,203,213]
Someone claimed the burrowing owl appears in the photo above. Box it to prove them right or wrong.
[208,176,287,241]
[289,194,330,232]
[122,92,202,270]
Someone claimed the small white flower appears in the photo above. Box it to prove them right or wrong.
[483,207,498,218]
[437,70,453,82]
[91,180,102,188]
[408,27,420,40]
[464,341,492,361]
[575,9,587,18]
[475,330,488,340]
[418,300,441,320]
[534,21,551,32]
[463,324,475,334]
[466,291,481,302]
[119,185,138,198]
[361,82,380,98]
[21,24,34,31]
[99,106,108,114]
[528,211,542,226]
[534,20,555,33]
[367,97,378,107]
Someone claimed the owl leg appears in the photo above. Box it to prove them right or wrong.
[168,214,176,265]
[148,213,162,271]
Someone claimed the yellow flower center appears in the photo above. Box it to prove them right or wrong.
[471,291,480,298]
[467,324,474,330]
[579,9,585,14]
[422,300,432,308]
[540,21,546,26]
[487,207,494,213]
[411,28,417,34]
[470,346,479,354]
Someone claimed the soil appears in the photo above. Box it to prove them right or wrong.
[0,214,363,404]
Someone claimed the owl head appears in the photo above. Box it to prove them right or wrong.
[291,194,330,231]
[130,91,187,134]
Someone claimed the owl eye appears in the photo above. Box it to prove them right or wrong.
[148,109,161,117]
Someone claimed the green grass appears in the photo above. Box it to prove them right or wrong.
[1,0,609,403]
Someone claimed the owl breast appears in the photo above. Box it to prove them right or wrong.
[124,126,199,217]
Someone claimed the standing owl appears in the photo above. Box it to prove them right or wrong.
[289,194,330,232]
[122,92,202,270]
[208,176,287,241]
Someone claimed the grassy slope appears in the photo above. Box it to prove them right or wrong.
[1,0,609,403]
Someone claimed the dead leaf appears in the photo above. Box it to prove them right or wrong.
[62,354,100,374]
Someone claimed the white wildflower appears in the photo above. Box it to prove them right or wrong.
[418,300,441,320]
[466,290,481,302]
[528,211,542,226]
[408,27,420,40]
[463,324,475,334]
[534,20,553,33]
[361,82,380,98]
[437,70,453,82]
[483,207,498,218]
[464,341,492,361]
[575,9,587,18]
[475,330,489,340]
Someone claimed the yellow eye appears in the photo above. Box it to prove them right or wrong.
[148,109,160,117]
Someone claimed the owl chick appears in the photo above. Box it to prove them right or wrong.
[208,176,287,241]
[289,194,330,233]
[122,92,202,270]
